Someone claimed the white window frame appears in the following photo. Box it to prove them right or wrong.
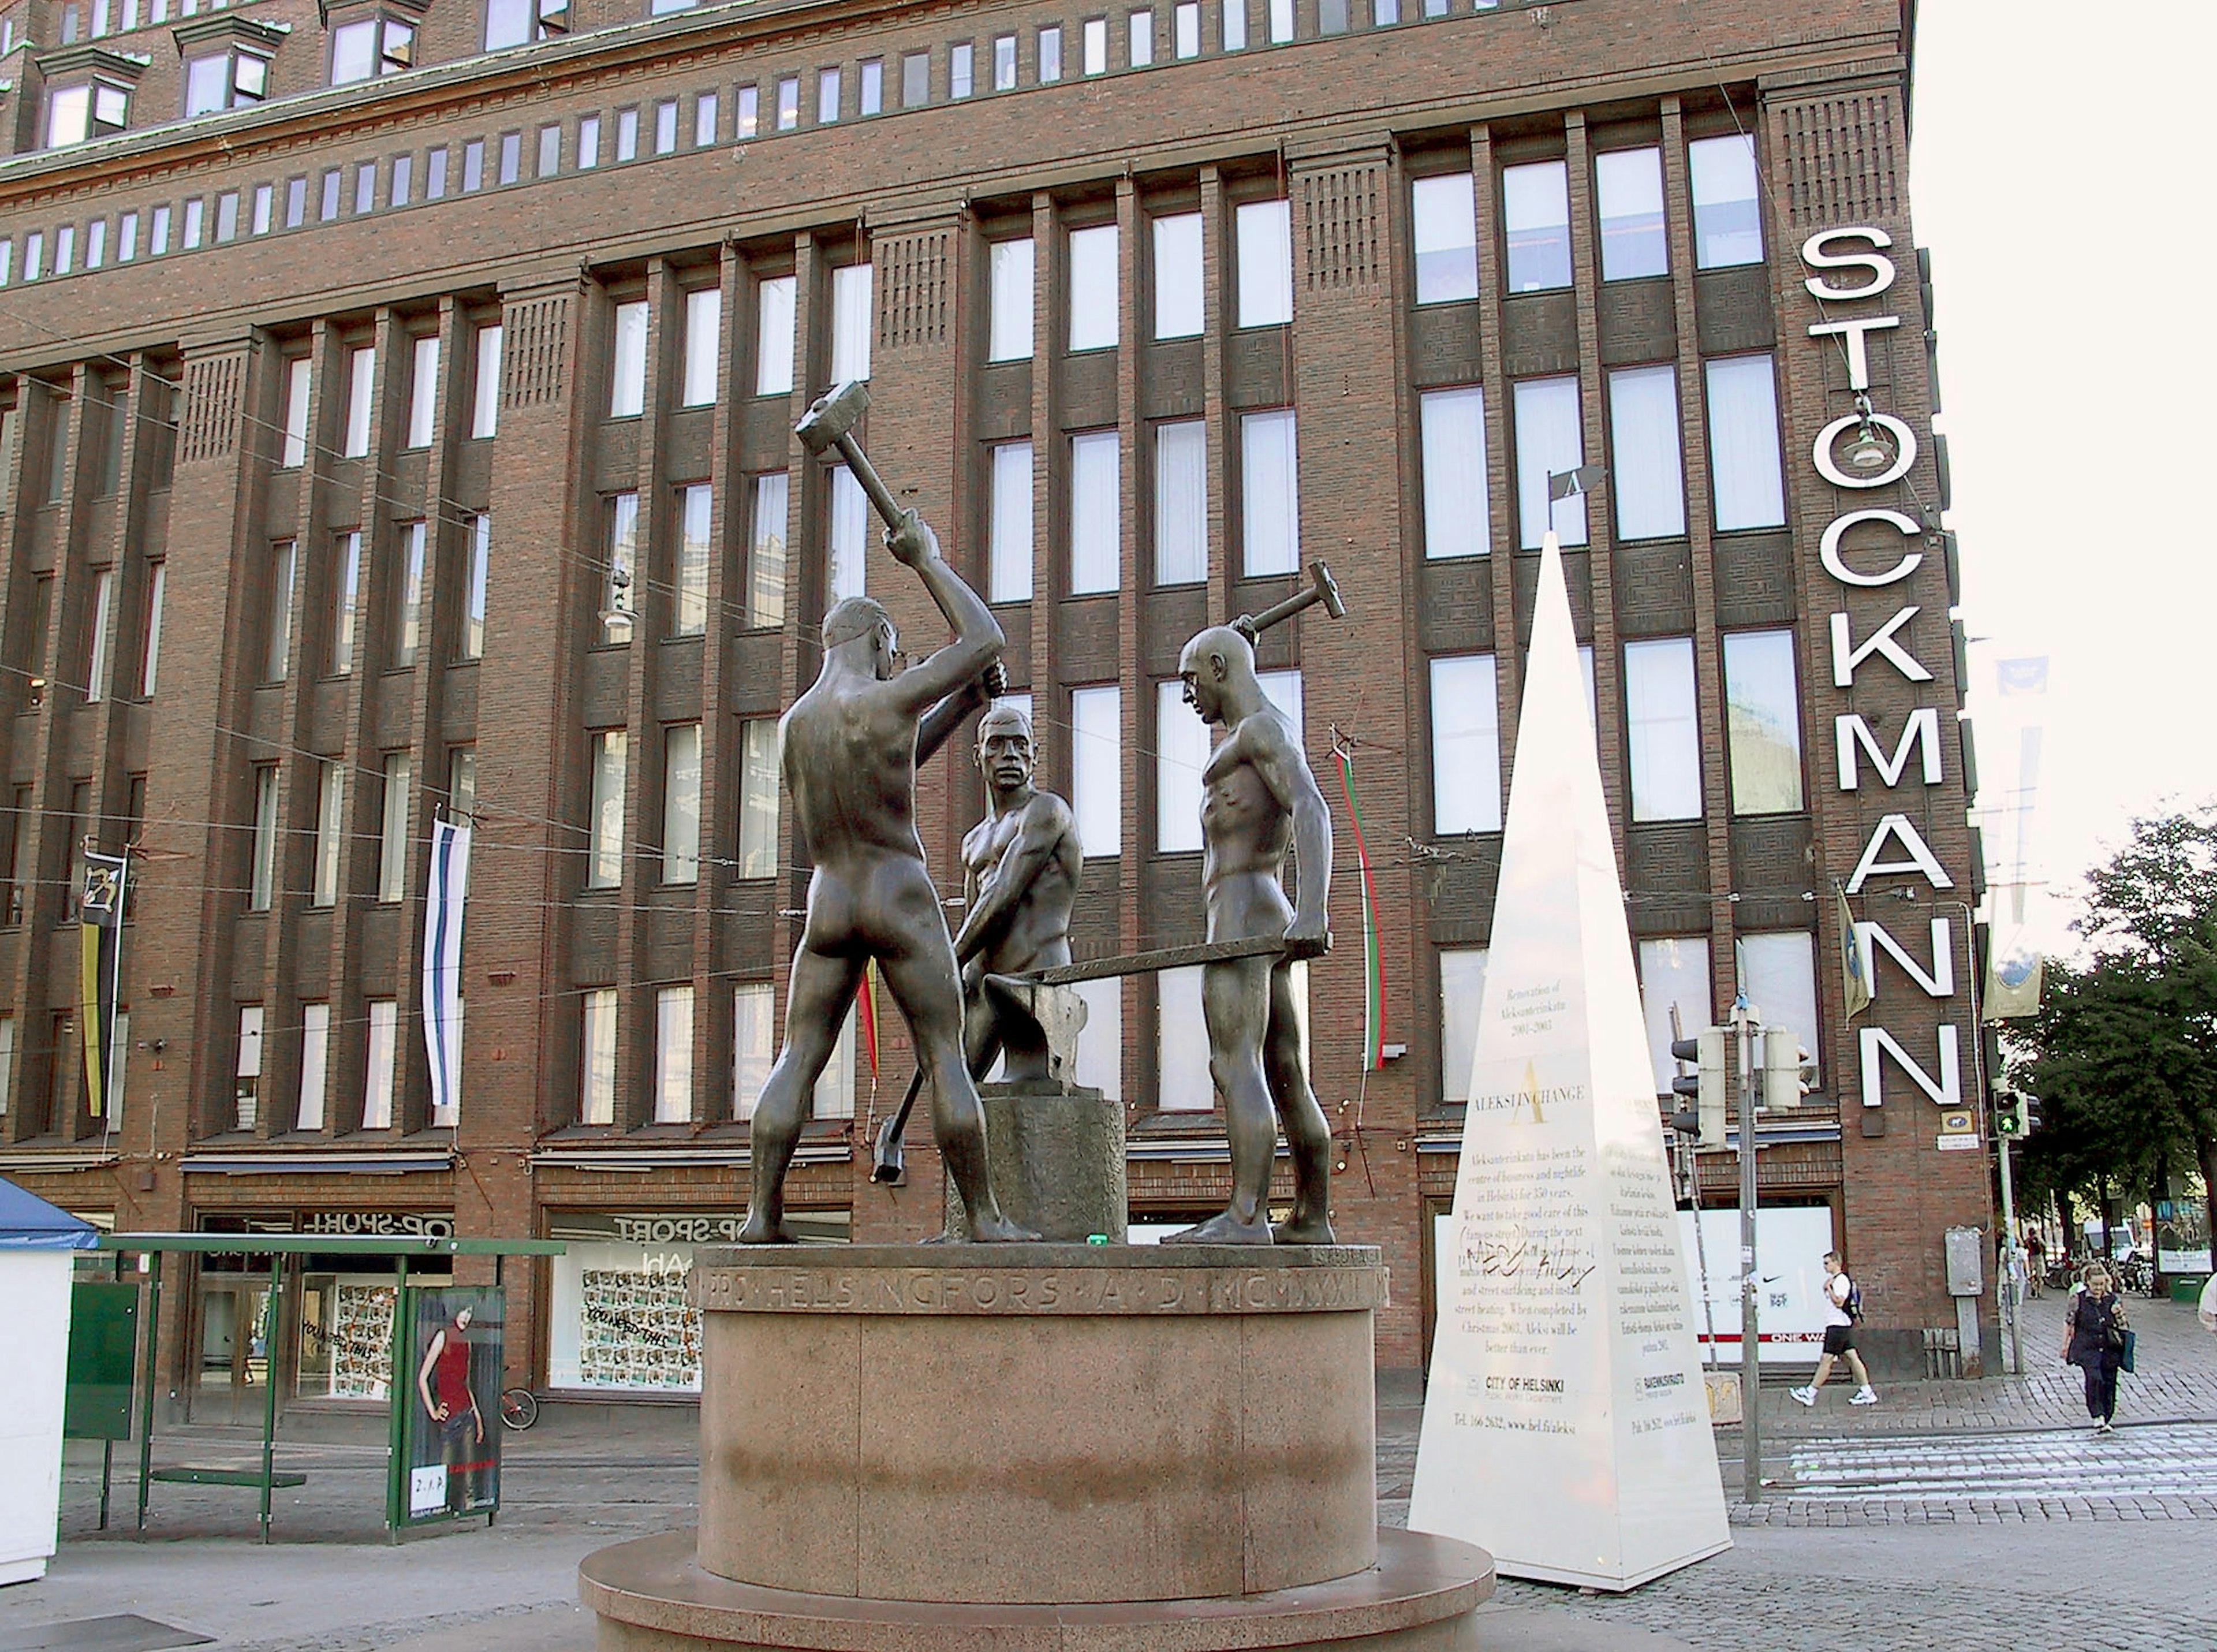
[1705,355,1786,531]
[1152,212,1204,340]
[988,441,1035,603]
[1418,386,1488,560]
[654,985,694,1123]
[406,334,439,448]
[1240,409,1300,576]
[362,998,398,1129]
[1234,198,1293,329]
[1069,431,1121,594]
[1624,636,1703,822]
[831,263,874,382]
[1595,147,1667,281]
[662,722,703,883]
[609,300,649,417]
[755,275,797,395]
[588,730,627,889]
[1070,685,1121,857]
[378,752,412,902]
[581,988,618,1124]
[1512,375,1587,549]
[1439,947,1490,1105]
[1722,629,1804,815]
[987,238,1035,363]
[737,718,779,878]
[1068,223,1119,352]
[1152,419,1207,586]
[1429,654,1501,834]
[1606,365,1686,540]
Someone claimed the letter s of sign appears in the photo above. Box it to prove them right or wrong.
[1800,226,1896,301]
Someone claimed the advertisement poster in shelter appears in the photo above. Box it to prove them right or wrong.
[394,1284,502,1524]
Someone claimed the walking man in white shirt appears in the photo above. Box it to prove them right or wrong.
[1791,1251,1879,1407]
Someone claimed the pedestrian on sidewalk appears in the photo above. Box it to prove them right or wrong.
[1791,1252,1878,1409]
[2061,1262,2129,1433]
[2024,1230,2044,1298]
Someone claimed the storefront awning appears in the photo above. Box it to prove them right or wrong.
[180,1151,457,1176]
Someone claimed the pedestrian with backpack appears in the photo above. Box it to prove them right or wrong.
[1791,1251,1879,1408]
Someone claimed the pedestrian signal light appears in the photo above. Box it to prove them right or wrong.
[1760,1027,1813,1109]
[1993,1087,2023,1136]
[1669,1028,1727,1144]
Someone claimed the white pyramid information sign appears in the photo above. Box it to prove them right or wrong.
[1408,534,1730,1590]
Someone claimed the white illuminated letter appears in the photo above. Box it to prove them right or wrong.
[1800,226,1897,301]
[1859,1024,1960,1110]
[1835,708,1942,790]
[1856,916,1954,999]
[1820,508,1923,587]
[1830,607,1932,687]
[1807,315,1902,392]
[1846,813,1954,893]
[1814,412,1917,488]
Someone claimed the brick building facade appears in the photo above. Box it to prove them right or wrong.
[0,0,1992,1409]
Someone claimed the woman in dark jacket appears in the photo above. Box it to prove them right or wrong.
[2061,1262,2129,1433]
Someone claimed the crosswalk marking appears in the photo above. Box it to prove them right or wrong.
[1779,1423,2217,1501]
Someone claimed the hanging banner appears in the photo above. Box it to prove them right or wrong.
[392,1284,503,1527]
[421,820,470,1125]
[78,850,127,1119]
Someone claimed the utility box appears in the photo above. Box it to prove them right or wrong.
[1943,1226,1985,1298]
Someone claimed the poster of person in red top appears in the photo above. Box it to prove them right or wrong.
[400,1287,502,1522]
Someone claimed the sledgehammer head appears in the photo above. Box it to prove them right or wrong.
[796,379,872,457]
[1308,560,1346,621]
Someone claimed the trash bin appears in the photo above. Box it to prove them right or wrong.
[0,1178,99,1584]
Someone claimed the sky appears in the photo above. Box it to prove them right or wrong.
[1910,3,2217,958]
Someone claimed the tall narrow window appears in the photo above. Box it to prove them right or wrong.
[249,765,279,910]
[1439,948,1491,1106]
[1411,172,1477,304]
[297,1002,330,1131]
[988,238,1035,362]
[1156,678,1208,852]
[1175,1,1200,55]
[581,988,617,1124]
[734,86,757,137]
[1240,409,1299,576]
[1070,685,1121,857]
[1595,147,1666,280]
[472,324,503,438]
[84,568,114,701]
[988,441,1035,603]
[609,300,648,417]
[654,986,695,1123]
[1722,629,1804,815]
[1069,432,1119,594]
[681,288,721,407]
[1153,419,1207,586]
[755,275,796,395]
[378,752,412,901]
[1740,932,1819,1077]
[1419,387,1489,560]
[447,746,477,818]
[341,345,375,457]
[1637,938,1711,1094]
[859,59,883,114]
[331,531,362,673]
[653,99,678,154]
[234,1006,265,1129]
[390,155,412,206]
[748,472,789,627]
[1223,0,1246,49]
[901,51,929,106]
[539,123,562,176]
[1152,212,1203,339]
[1129,9,1154,65]
[737,718,779,877]
[949,40,973,97]
[1039,26,1063,81]
[1705,355,1786,531]
[461,513,488,661]
[1689,134,1762,268]
[604,492,639,644]
[674,484,711,636]
[362,999,398,1130]
[1157,965,1210,1110]
[1268,0,1293,42]
[1068,224,1119,352]
[588,730,626,888]
[313,760,344,906]
[406,334,439,448]
[1512,376,1587,548]
[830,264,873,382]
[828,468,868,601]
[281,357,311,467]
[662,723,702,884]
[1234,199,1293,327]
[139,560,166,696]
[1084,16,1108,72]
[1503,161,1572,293]
[1430,654,1501,833]
[733,982,774,1119]
[393,521,426,667]
[1606,366,1686,540]
[1624,637,1701,822]
[775,77,799,130]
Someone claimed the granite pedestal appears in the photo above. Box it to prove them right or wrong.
[581,1244,1494,1650]
[943,1083,1126,1242]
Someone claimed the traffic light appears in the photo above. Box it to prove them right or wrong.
[1668,1028,1727,1144]
[1760,1027,1813,1109]
[2020,1093,2040,1135]
[1993,1087,2024,1137]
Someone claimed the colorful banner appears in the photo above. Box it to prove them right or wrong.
[394,1285,503,1526]
[78,849,126,1120]
[421,819,469,1125]
[1333,745,1385,1071]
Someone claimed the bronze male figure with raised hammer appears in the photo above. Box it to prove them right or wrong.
[740,382,1037,1244]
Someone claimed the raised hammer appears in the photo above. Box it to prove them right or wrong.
[1231,560,1347,642]
[794,379,909,532]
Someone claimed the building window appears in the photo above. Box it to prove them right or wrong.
[84,567,115,702]
[1239,409,1299,576]
[357,160,380,211]
[391,520,426,668]
[654,986,693,1123]
[737,718,779,877]
[1268,0,1294,41]
[2,788,28,926]
[47,80,129,147]
[1152,212,1203,340]
[1039,26,1063,80]
[1410,172,1477,304]
[680,289,720,407]
[830,264,874,382]
[1069,431,1119,595]
[449,746,477,818]
[671,483,711,637]
[578,114,601,165]
[732,982,773,1120]
[748,472,788,627]
[391,156,414,207]
[755,274,797,395]
[362,998,398,1129]
[313,760,344,906]
[988,237,1035,362]
[901,51,928,107]
[1129,8,1154,65]
[1511,375,1586,549]
[1502,160,1572,293]
[1157,965,1208,1110]
[992,33,1017,90]
[1156,678,1206,852]
[1068,223,1118,352]
[182,197,206,250]
[588,730,626,887]
[1740,931,1819,1076]
[297,1001,331,1131]
[341,345,375,457]
[1070,685,1121,857]
[332,531,362,673]
[857,60,882,115]
[1722,629,1804,815]
[609,299,648,417]
[472,324,502,438]
[949,41,973,98]
[461,513,489,660]
[281,357,311,467]
[405,335,439,449]
[330,16,414,85]
[581,988,617,1124]
[378,752,412,901]
[1083,16,1108,73]
[1594,147,1666,281]
[616,108,639,159]
[1689,134,1762,268]
[426,148,449,198]
[1636,937,1710,1094]
[1430,654,1500,834]
[234,1005,265,1129]
[988,441,1035,603]
[1624,636,1701,822]
[1223,0,1246,50]
[262,540,297,683]
[1418,386,1488,561]
[486,0,567,49]
[812,1006,856,1120]
[1438,947,1489,1105]
[604,492,639,643]
[1153,419,1206,586]
[827,467,869,601]
[1606,366,1685,540]
[248,765,279,910]
[1234,198,1293,328]
[1174,1,1200,55]
[662,723,701,884]
[538,121,562,175]
[1704,355,1786,531]
[250,186,273,235]
[736,87,760,137]
[139,560,166,696]
[185,48,269,115]
[652,99,678,154]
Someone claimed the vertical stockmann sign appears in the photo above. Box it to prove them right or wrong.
[1801,226,1972,1135]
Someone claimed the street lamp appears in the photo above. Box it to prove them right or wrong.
[1842,393,1893,472]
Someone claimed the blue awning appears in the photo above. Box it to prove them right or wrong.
[0,1175,101,1250]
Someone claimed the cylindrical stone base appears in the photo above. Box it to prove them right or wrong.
[944,1083,1126,1242]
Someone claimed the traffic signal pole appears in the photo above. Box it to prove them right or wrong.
[1997,1125,2022,1377]
[1731,995,1762,1503]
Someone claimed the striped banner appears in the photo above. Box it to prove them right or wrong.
[423,819,471,1126]
[1333,747,1385,1072]
[78,850,127,1119]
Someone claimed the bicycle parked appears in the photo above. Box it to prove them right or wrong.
[498,1386,540,1430]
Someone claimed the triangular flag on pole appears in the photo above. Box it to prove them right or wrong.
[1408,532,1729,1590]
